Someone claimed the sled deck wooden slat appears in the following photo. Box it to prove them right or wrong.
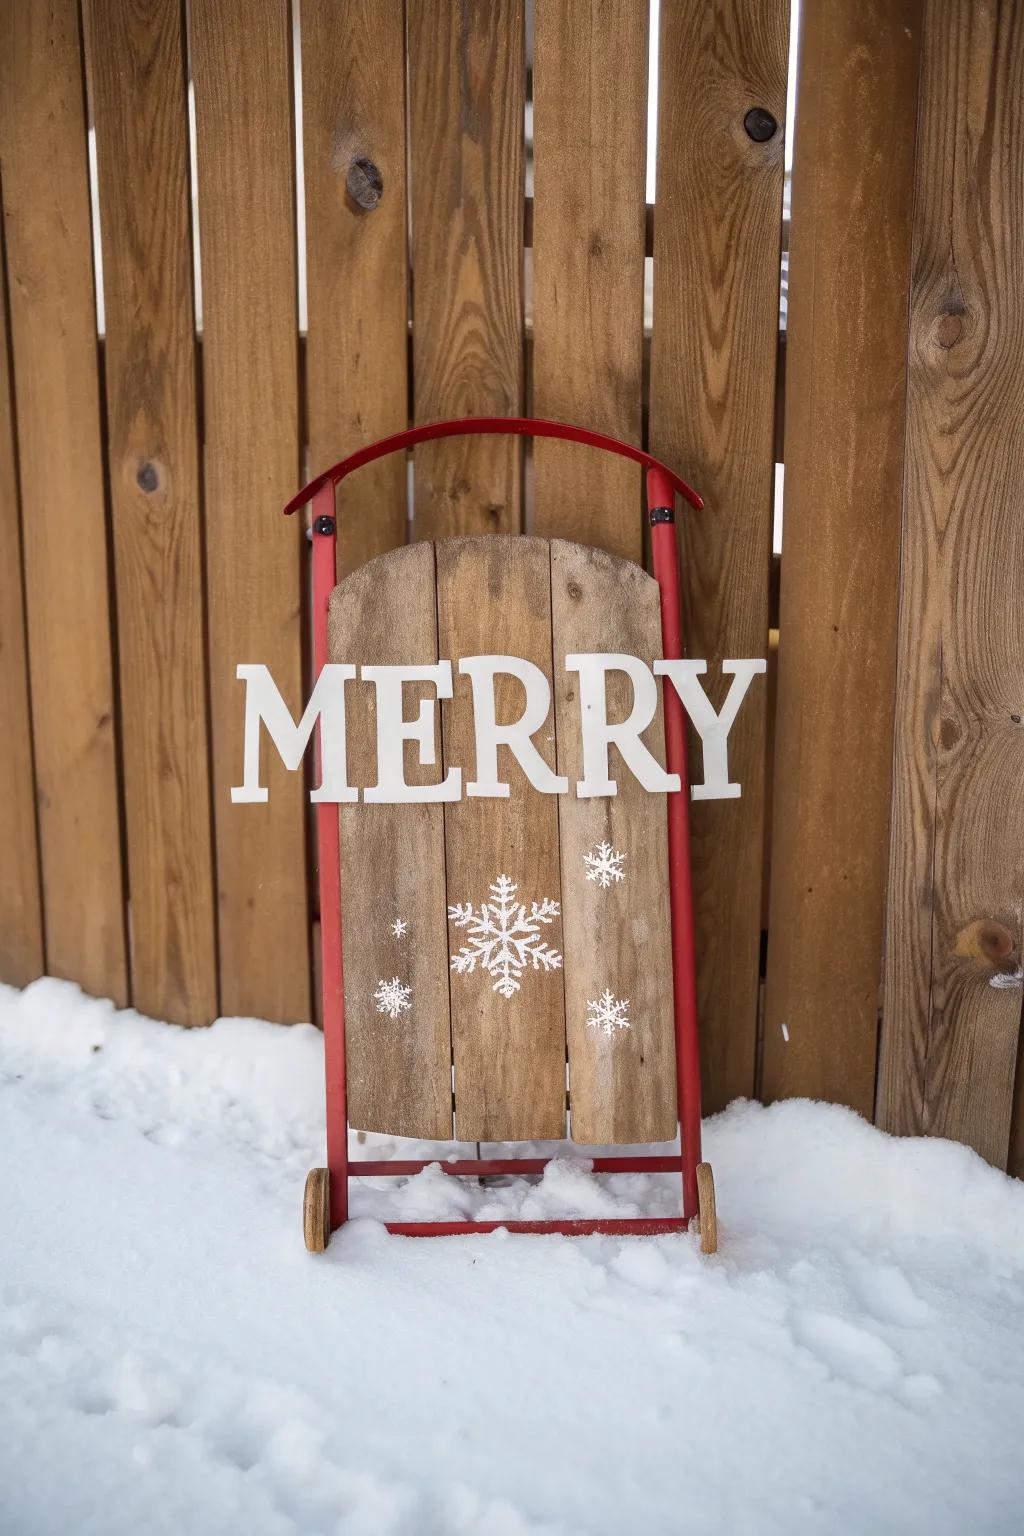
[551,541,677,1143]
[437,537,568,1141]
[329,544,453,1139]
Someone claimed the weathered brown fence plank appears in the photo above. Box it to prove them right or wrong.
[551,541,676,1144]
[89,0,217,1027]
[408,0,524,539]
[191,0,310,1023]
[302,0,408,577]
[879,0,1024,1169]
[649,0,788,1114]
[0,0,128,1005]
[438,537,566,1140]
[531,0,647,562]
[0,227,44,987]
[330,543,453,1138]
[762,0,922,1110]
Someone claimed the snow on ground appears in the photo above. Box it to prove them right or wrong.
[2,979,1024,1536]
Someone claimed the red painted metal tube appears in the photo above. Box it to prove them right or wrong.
[350,1156,684,1177]
[283,415,703,518]
[647,466,703,1223]
[311,483,348,1229]
[383,1218,687,1238]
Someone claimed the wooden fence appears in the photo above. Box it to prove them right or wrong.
[1,0,1021,1175]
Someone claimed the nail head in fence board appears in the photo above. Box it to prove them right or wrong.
[89,0,217,1028]
[302,0,408,578]
[879,0,1024,1170]
[408,0,525,540]
[191,0,310,1023]
[531,0,647,563]
[551,541,677,1143]
[0,0,127,1005]
[761,0,921,1112]
[329,543,453,1139]
[437,537,566,1141]
[648,0,787,1114]
[0,234,43,986]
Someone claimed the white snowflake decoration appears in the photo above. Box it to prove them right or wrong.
[448,874,562,999]
[586,988,631,1037]
[583,840,626,889]
[391,918,409,939]
[374,976,412,1020]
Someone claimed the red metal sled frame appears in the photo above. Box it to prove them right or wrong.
[285,417,704,1239]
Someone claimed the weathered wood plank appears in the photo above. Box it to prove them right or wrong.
[408,0,524,539]
[329,543,453,1139]
[762,0,922,1110]
[0,0,128,1004]
[89,0,217,1026]
[879,0,1024,1168]
[649,0,787,1113]
[0,217,44,987]
[437,537,566,1140]
[191,0,310,1022]
[531,0,648,562]
[302,0,408,577]
[551,541,676,1143]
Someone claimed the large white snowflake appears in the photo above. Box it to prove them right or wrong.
[448,874,562,999]
[374,976,412,1020]
[586,988,631,1037]
[583,840,626,889]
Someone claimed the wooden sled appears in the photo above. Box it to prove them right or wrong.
[284,418,716,1254]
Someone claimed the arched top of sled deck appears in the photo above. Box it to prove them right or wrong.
[282,416,704,517]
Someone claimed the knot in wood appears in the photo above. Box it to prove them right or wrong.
[743,107,777,143]
[136,460,160,494]
[934,311,963,349]
[954,918,1018,970]
[346,156,383,211]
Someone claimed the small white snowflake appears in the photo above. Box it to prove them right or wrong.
[583,840,626,889]
[391,917,409,939]
[374,976,412,1020]
[586,988,631,1036]
[448,874,562,999]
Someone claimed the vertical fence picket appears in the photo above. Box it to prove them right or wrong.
[88,0,217,1027]
[761,0,922,1112]
[302,0,409,577]
[0,0,128,1005]
[531,0,648,563]
[649,1,788,1113]
[0,225,44,988]
[408,0,525,539]
[879,0,1024,1169]
[191,0,310,1023]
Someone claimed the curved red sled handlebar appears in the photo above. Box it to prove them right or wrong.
[283,415,703,516]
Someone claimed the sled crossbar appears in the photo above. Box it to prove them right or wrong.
[350,1156,684,1177]
[383,1219,687,1237]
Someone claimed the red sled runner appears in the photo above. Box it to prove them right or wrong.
[283,417,717,1253]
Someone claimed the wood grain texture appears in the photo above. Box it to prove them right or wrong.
[878,0,1024,1169]
[191,0,310,1023]
[89,0,217,1026]
[0,224,44,986]
[329,543,453,1139]
[0,0,127,1004]
[531,0,647,562]
[408,0,525,539]
[550,541,676,1143]
[649,0,787,1113]
[437,537,566,1140]
[761,0,922,1110]
[302,0,408,577]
